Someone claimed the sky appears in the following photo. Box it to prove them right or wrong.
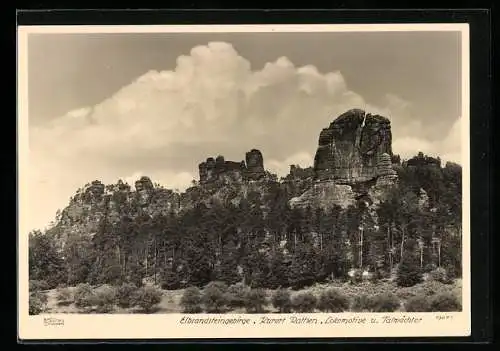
[25,30,463,231]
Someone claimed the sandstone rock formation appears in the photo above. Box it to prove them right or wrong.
[374,152,398,187]
[288,165,314,180]
[135,176,155,206]
[313,109,393,183]
[198,149,265,184]
[417,188,429,210]
[245,149,266,180]
[198,156,246,184]
[51,109,402,253]
[53,176,182,249]
[88,180,105,198]
[289,181,356,210]
[291,109,398,211]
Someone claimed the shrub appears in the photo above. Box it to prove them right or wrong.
[444,264,459,280]
[397,255,423,287]
[227,283,250,309]
[351,294,374,312]
[350,269,363,284]
[371,292,401,312]
[56,287,73,306]
[405,294,432,312]
[205,281,228,293]
[423,263,437,273]
[29,291,48,315]
[419,280,448,296]
[29,280,50,292]
[272,289,292,313]
[430,292,461,312]
[318,288,349,312]
[429,267,451,284]
[244,288,268,313]
[202,281,229,313]
[74,283,95,309]
[292,292,317,313]
[117,283,138,308]
[135,285,163,313]
[181,287,203,313]
[91,284,117,313]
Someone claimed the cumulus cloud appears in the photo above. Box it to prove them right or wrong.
[27,41,462,231]
[392,116,462,165]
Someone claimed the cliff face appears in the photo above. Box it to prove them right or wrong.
[290,109,397,211]
[289,181,356,211]
[52,178,181,249]
[313,109,393,183]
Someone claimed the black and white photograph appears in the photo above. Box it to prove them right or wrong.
[18,23,470,339]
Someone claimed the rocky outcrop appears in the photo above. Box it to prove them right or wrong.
[198,149,266,184]
[88,180,105,198]
[288,165,314,180]
[373,152,398,189]
[417,188,429,210]
[289,181,356,210]
[52,176,182,249]
[135,176,155,206]
[313,109,393,183]
[291,109,398,212]
[198,156,246,184]
[245,149,265,180]
[51,108,402,252]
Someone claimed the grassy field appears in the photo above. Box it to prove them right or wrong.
[39,278,462,314]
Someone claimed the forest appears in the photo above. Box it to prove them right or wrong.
[29,152,462,297]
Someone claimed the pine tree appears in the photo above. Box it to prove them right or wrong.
[288,243,316,289]
[29,230,65,288]
[267,250,289,289]
[216,240,241,285]
[397,250,423,287]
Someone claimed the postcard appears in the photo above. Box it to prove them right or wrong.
[17,23,470,340]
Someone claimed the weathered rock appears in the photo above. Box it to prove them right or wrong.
[313,109,393,183]
[135,176,154,192]
[199,156,246,184]
[417,188,429,210]
[377,153,397,177]
[88,180,105,197]
[289,180,356,211]
[198,149,265,184]
[52,177,183,250]
[135,176,155,205]
[288,165,314,180]
[245,149,265,180]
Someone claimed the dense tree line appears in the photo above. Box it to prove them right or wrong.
[29,152,462,290]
